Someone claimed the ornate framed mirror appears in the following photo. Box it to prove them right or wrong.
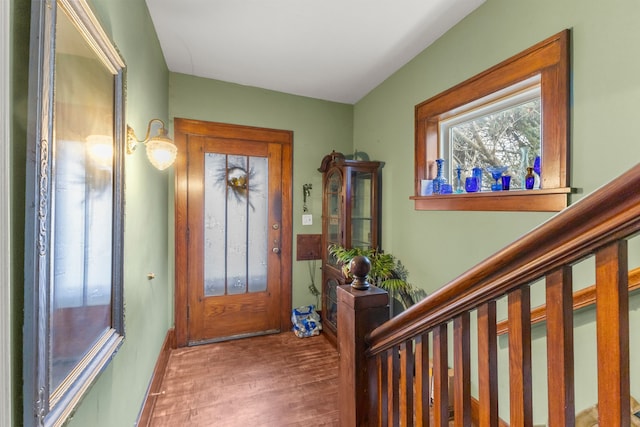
[24,0,125,425]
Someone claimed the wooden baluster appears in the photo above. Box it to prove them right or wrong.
[377,353,388,427]
[477,301,498,426]
[337,278,389,427]
[454,312,471,427]
[508,286,532,427]
[432,324,449,427]
[546,266,575,426]
[415,333,430,427]
[400,341,415,427]
[388,346,400,426]
[596,241,630,426]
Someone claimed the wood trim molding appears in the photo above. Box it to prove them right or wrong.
[414,30,570,212]
[411,188,571,212]
[136,328,176,427]
[174,118,293,347]
[496,267,640,336]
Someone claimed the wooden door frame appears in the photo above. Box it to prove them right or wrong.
[174,118,293,347]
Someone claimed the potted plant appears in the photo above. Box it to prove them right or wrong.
[328,244,422,309]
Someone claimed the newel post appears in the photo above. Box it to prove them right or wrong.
[338,256,389,426]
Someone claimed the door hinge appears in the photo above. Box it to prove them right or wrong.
[187,305,190,321]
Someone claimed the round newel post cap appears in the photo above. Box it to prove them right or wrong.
[350,255,371,290]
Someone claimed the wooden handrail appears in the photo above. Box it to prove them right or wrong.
[496,267,640,335]
[338,163,640,426]
[366,164,640,355]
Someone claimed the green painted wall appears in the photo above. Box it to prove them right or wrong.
[353,0,640,421]
[169,73,354,310]
[355,0,640,281]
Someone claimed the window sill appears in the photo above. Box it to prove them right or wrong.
[410,188,572,212]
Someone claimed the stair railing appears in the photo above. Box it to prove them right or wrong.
[338,163,640,426]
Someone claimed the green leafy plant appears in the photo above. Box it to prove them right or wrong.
[328,244,422,309]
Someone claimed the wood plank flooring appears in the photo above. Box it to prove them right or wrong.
[149,332,338,426]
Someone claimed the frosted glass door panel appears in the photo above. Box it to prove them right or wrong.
[204,153,268,297]
[204,153,227,296]
[226,155,248,295]
[247,157,268,293]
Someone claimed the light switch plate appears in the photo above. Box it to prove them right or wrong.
[302,214,313,226]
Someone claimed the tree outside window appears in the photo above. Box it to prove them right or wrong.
[443,87,541,190]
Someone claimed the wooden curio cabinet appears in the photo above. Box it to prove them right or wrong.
[318,151,382,345]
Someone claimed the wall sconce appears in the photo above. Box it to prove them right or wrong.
[126,118,177,170]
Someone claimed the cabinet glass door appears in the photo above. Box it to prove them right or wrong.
[351,170,373,249]
[324,276,339,330]
[326,170,342,265]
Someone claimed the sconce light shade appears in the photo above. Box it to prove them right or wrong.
[145,129,177,171]
[127,119,178,170]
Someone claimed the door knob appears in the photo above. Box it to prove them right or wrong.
[272,247,281,254]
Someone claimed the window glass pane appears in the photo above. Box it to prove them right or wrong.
[445,91,541,191]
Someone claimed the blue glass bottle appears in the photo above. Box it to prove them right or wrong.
[533,155,541,189]
[454,164,464,193]
[472,167,483,192]
[432,158,447,194]
[525,167,535,190]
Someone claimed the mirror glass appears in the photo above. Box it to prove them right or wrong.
[50,6,115,394]
[24,0,125,425]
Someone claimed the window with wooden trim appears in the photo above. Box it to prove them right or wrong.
[412,30,571,212]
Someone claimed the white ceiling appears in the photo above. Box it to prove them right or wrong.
[145,0,485,104]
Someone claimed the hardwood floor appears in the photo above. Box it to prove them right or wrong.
[149,332,338,426]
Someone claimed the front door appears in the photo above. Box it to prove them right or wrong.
[174,119,292,346]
